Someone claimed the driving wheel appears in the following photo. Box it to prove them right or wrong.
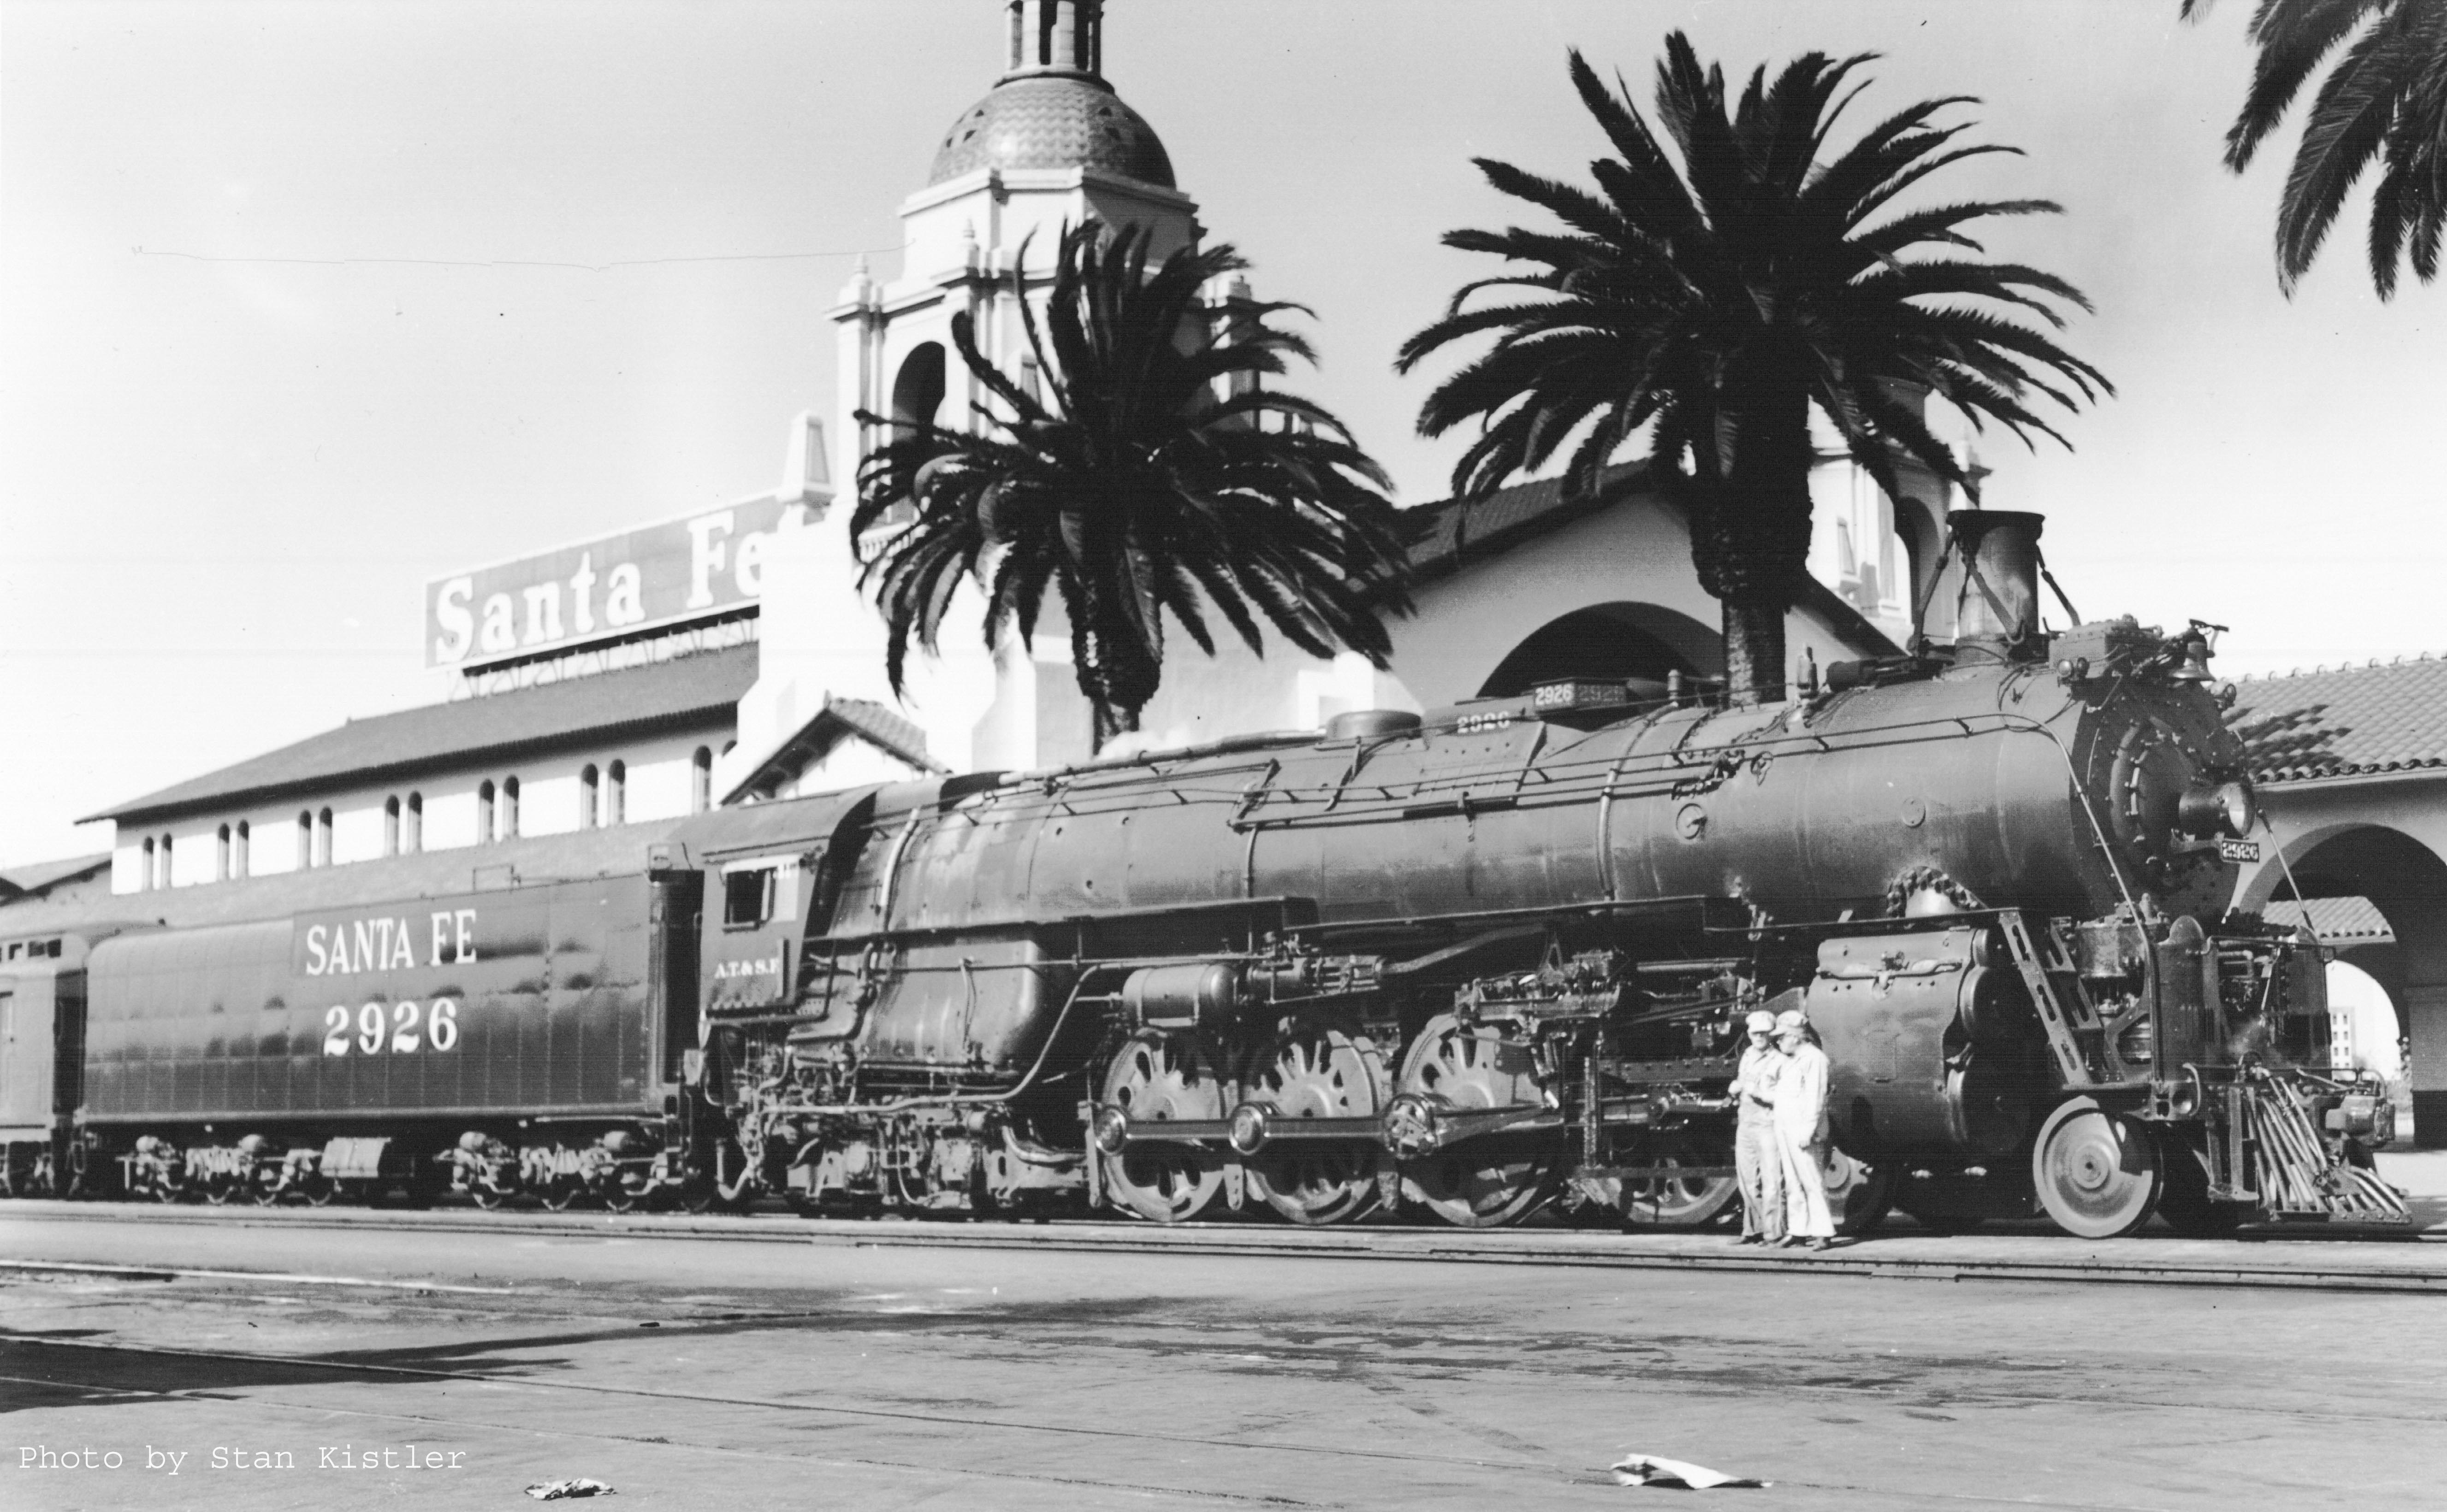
[1098,1031,1228,1223]
[1394,1015,1559,1228]
[1824,1147,1894,1237]
[2033,1097,2161,1238]
[1613,1133,1741,1229]
[1242,1027,1388,1226]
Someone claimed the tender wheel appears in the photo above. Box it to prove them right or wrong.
[1242,1027,1388,1226]
[1098,1031,1228,1224]
[2033,1097,2161,1239]
[1394,1015,1559,1228]
[1615,1135,1741,1230]
[1825,1148,1893,1238]
[539,1181,590,1212]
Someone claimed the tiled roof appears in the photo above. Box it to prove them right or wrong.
[2226,656,2447,784]
[824,697,943,774]
[2264,897,2396,943]
[85,643,760,824]
[0,853,111,898]
[1404,464,1651,579]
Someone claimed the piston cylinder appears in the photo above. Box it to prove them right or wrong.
[1807,929,2045,1156]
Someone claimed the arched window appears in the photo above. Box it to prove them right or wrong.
[140,836,155,893]
[579,765,600,830]
[404,792,422,854]
[297,811,313,868]
[691,747,713,815]
[158,833,173,888]
[890,343,948,436]
[477,781,496,844]
[383,796,401,856]
[315,808,333,868]
[234,820,250,879]
[217,824,231,881]
[606,761,626,827]
[502,776,521,839]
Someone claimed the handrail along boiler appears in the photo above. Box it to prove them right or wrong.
[0,509,2399,1234]
[681,508,2398,1237]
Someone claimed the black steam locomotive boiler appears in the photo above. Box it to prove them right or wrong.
[683,509,2401,1238]
[0,509,2402,1237]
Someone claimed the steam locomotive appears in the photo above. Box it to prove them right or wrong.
[0,511,2403,1238]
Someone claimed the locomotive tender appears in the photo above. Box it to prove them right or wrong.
[0,511,2403,1237]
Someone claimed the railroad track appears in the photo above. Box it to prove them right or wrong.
[7,1198,2445,1295]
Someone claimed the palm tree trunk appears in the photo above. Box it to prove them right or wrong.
[1698,378,1814,706]
[1720,597,1787,706]
[1075,587,1159,754]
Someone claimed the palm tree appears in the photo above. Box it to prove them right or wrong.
[1397,35,2110,704]
[2183,0,2447,297]
[852,222,1413,751]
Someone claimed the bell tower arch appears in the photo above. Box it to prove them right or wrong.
[830,0,1203,492]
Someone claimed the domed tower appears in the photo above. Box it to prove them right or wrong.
[831,0,1203,490]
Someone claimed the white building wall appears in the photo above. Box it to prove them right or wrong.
[109,720,732,895]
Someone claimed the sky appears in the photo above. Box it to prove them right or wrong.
[3,0,2441,867]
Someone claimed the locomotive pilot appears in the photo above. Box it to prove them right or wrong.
[1726,1009,1785,1246]
[1771,1008,1837,1250]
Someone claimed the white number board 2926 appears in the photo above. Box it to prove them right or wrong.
[322,998,460,1057]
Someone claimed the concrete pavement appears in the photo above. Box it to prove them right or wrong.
[4,1209,2441,1512]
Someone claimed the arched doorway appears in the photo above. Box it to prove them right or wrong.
[2244,822,2447,1146]
[1476,602,1720,699]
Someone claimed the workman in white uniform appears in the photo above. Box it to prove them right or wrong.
[1771,1007,1837,1248]
[1726,1008,1784,1245]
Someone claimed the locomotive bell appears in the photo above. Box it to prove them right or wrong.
[1949,510,2047,662]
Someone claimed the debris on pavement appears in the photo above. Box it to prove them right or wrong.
[524,1478,618,1500]
[1610,1454,1769,1489]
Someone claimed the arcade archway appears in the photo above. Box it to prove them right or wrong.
[1475,602,1720,699]
[2243,822,2447,1146]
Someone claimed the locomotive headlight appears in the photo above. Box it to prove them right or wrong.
[2178,780,2256,839]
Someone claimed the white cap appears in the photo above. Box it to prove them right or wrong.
[1775,1008,1808,1032]
[1745,1010,1777,1032]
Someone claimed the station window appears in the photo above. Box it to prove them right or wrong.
[217,824,231,881]
[234,820,250,879]
[297,811,313,868]
[606,760,626,826]
[692,747,713,815]
[579,765,599,830]
[723,866,776,928]
[157,833,172,888]
[405,792,423,854]
[140,837,155,892]
[477,781,496,844]
[502,776,521,839]
[315,808,333,868]
[383,796,400,856]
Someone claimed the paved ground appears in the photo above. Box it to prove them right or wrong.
[5,1194,2444,1512]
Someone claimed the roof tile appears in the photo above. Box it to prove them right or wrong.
[87,643,759,824]
[2227,657,2447,784]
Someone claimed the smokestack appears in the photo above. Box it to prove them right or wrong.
[1949,510,2046,662]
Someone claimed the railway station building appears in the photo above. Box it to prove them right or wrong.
[8,0,2445,1152]
[2231,658,2447,1145]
